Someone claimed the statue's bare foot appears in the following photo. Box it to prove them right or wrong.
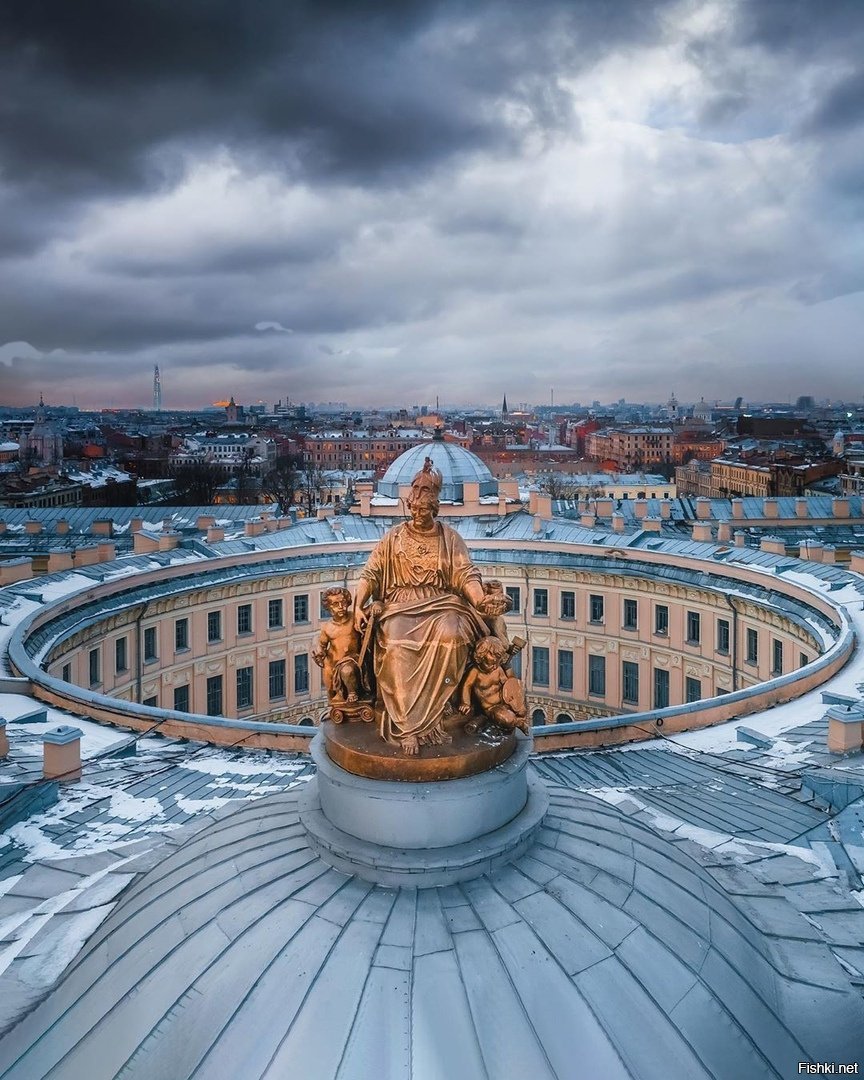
[401,736,419,755]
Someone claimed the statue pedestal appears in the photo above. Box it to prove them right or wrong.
[299,732,548,888]
[321,717,516,781]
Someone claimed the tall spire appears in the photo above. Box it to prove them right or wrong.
[502,394,508,417]
[153,365,162,411]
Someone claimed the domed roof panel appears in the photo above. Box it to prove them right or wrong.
[2,786,861,1079]
[378,440,497,501]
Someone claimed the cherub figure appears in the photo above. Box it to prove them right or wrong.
[313,587,366,702]
[459,635,529,735]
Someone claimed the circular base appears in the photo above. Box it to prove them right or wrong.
[300,735,548,888]
[322,717,516,781]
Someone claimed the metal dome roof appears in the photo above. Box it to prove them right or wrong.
[2,784,861,1079]
[378,439,497,502]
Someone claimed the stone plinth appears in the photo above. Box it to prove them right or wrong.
[42,725,82,781]
[300,732,547,887]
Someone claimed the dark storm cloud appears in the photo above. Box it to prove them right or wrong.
[0,0,670,198]
[3,0,864,408]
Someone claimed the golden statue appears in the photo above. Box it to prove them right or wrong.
[352,457,511,755]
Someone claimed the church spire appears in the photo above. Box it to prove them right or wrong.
[502,394,508,417]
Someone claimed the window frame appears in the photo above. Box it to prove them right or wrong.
[531,645,550,686]
[207,610,222,644]
[294,652,310,694]
[115,636,128,674]
[653,667,670,709]
[293,594,309,624]
[622,660,639,705]
[532,588,549,617]
[557,648,574,691]
[237,603,253,636]
[269,659,286,700]
[588,653,606,696]
[206,674,223,716]
[268,598,284,630]
[623,598,638,630]
[236,666,254,710]
[589,594,604,624]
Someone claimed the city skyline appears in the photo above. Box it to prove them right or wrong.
[2,1,864,409]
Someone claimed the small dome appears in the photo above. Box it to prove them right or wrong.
[378,440,497,502]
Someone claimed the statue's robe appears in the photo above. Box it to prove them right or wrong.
[360,520,488,743]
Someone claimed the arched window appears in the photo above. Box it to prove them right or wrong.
[531,708,546,726]
[555,712,573,724]
[298,716,315,727]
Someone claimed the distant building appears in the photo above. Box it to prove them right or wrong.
[21,397,63,467]
[585,427,674,470]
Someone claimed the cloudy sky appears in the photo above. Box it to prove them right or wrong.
[1,0,863,410]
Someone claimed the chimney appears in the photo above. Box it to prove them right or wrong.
[695,497,712,520]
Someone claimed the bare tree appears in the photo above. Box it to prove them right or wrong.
[233,446,259,505]
[262,452,302,514]
[170,461,226,504]
[299,463,326,516]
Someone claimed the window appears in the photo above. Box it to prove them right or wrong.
[505,586,521,615]
[532,646,550,686]
[560,591,575,619]
[62,662,71,683]
[686,611,701,645]
[588,654,606,696]
[237,604,252,635]
[269,659,286,700]
[772,639,783,675]
[653,667,670,709]
[173,684,190,712]
[268,598,283,629]
[589,594,604,624]
[716,618,730,655]
[143,626,158,662]
[623,599,638,630]
[557,649,573,691]
[533,588,548,616]
[685,677,702,703]
[294,653,309,694]
[88,647,100,687]
[143,696,158,708]
[654,604,669,636]
[115,637,128,674]
[206,675,223,716]
[622,661,639,705]
[175,617,189,652]
[293,594,309,624]
[236,666,254,710]
[746,628,758,664]
[800,652,809,669]
[207,611,222,643]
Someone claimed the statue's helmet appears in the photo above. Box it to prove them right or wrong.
[410,456,443,496]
